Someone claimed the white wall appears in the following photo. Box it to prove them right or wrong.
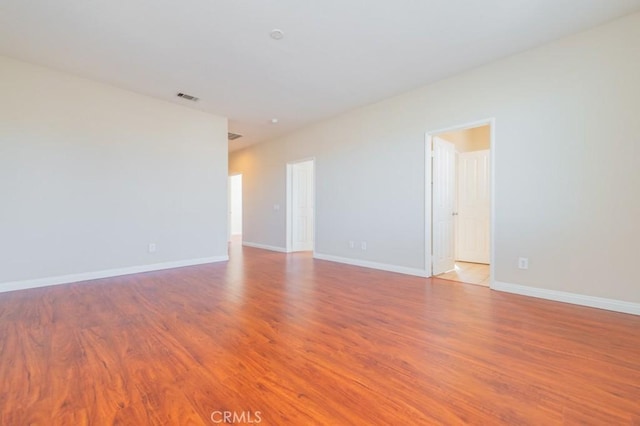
[0,56,229,288]
[230,12,640,306]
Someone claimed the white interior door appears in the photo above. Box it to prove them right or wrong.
[432,137,456,275]
[457,150,490,263]
[229,174,242,236]
[227,177,232,242]
[291,160,314,252]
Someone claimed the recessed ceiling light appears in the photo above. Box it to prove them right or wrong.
[270,29,284,40]
[271,118,279,124]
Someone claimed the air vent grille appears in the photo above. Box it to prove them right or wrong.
[228,132,243,141]
[177,92,199,102]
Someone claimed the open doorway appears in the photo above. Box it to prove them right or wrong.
[286,159,315,252]
[428,121,493,286]
[228,174,242,241]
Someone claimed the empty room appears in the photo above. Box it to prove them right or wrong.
[1,1,639,425]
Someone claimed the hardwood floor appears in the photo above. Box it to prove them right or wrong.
[437,262,490,286]
[1,243,639,425]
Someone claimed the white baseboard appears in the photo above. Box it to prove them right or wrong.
[242,241,289,253]
[492,281,640,316]
[313,253,428,278]
[0,256,229,294]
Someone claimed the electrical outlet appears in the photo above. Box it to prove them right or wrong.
[349,241,355,249]
[518,257,528,270]
[361,242,367,251]
[273,204,280,211]
[148,243,157,253]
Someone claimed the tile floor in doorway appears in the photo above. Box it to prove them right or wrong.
[437,262,490,286]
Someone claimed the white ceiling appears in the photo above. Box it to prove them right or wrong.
[2,1,640,151]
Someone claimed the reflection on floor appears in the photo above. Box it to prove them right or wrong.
[437,262,490,286]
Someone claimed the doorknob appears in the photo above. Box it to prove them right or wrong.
[452,212,458,216]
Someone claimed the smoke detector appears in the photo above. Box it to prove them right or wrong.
[270,29,284,40]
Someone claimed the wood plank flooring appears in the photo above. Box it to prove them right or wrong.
[1,243,639,425]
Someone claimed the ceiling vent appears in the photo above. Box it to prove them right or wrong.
[177,92,199,102]
[228,132,243,141]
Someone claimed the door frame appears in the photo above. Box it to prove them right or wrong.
[286,157,316,254]
[425,118,495,284]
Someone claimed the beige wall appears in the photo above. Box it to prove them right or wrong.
[230,11,640,307]
[439,125,490,153]
[0,56,229,287]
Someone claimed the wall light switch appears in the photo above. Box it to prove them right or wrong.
[273,204,280,211]
[518,257,528,270]
[349,241,355,249]
[148,243,157,253]
[361,242,367,251]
